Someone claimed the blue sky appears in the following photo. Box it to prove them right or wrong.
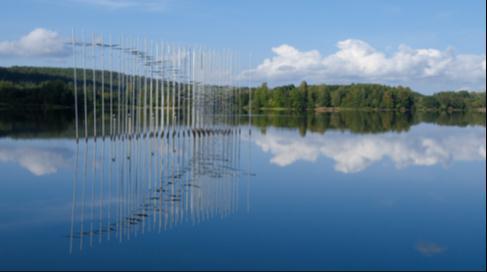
[0,0,485,93]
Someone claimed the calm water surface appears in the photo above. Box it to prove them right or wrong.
[0,111,485,270]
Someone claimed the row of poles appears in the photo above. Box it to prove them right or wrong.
[69,31,254,253]
[71,32,251,141]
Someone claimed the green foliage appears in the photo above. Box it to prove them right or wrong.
[331,87,345,107]
[418,96,439,109]
[252,82,269,110]
[0,79,75,108]
[247,82,485,112]
[0,66,192,110]
[289,87,306,111]
[316,84,331,107]
[1,66,485,113]
[269,84,293,108]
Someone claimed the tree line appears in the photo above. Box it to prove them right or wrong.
[0,66,485,111]
[238,81,486,112]
[0,66,190,110]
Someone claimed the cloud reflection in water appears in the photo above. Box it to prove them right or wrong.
[0,145,72,176]
[255,127,486,173]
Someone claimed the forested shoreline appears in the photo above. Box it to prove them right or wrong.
[1,66,485,112]
[242,81,486,112]
[1,109,485,138]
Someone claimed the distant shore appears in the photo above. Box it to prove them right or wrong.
[253,106,486,113]
[1,66,486,113]
[312,106,487,113]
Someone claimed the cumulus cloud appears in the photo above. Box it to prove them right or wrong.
[0,145,72,176]
[245,39,486,92]
[254,128,486,173]
[0,28,68,57]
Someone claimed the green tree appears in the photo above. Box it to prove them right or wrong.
[419,96,439,109]
[307,85,318,109]
[290,88,306,111]
[252,82,269,110]
[381,90,395,109]
[331,88,345,107]
[395,87,414,110]
[299,80,309,109]
[317,85,331,107]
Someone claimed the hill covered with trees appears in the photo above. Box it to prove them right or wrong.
[0,66,485,112]
[0,66,120,109]
[239,81,486,112]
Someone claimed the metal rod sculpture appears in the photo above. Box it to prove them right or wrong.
[68,32,254,252]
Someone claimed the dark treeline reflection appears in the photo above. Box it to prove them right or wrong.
[244,111,485,136]
[0,109,75,138]
[0,109,485,138]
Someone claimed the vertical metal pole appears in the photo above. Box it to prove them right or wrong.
[72,29,79,142]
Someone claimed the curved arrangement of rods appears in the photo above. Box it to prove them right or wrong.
[68,31,254,253]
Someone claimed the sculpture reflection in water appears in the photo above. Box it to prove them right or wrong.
[68,31,254,253]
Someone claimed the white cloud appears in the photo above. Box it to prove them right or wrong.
[246,39,486,92]
[254,127,486,173]
[0,145,72,176]
[0,28,68,57]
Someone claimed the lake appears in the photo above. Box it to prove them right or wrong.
[0,110,485,270]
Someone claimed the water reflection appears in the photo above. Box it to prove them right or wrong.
[0,111,485,269]
[255,126,486,173]
[0,144,72,176]
[0,109,75,138]
[68,126,252,253]
[416,241,447,257]
[1,110,484,138]
[251,111,485,135]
